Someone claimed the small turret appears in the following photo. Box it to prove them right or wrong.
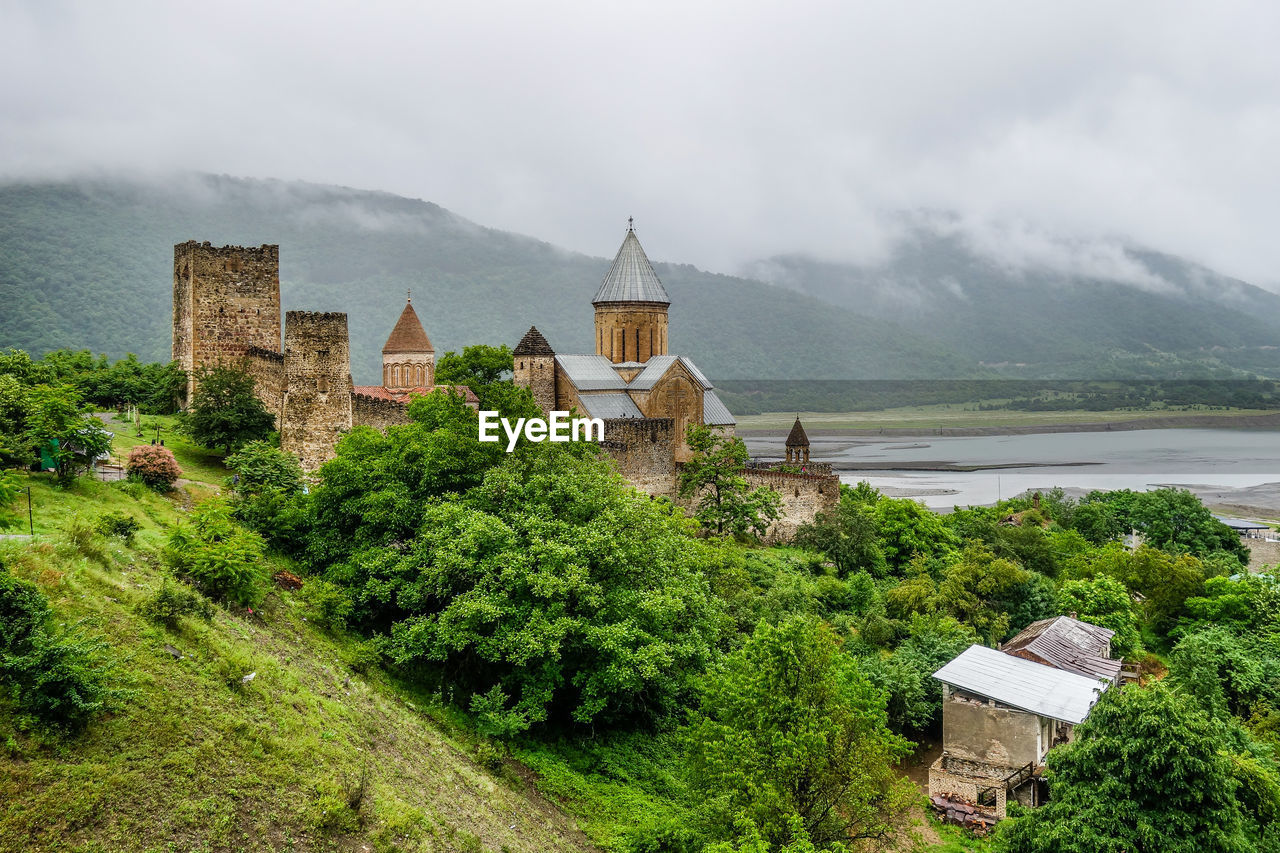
[785,417,810,465]
[514,326,556,414]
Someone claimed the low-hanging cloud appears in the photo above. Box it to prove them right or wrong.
[3,1,1279,290]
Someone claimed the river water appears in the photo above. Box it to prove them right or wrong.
[742,428,1280,511]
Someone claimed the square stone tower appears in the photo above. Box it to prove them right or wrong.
[281,311,354,470]
[172,241,282,402]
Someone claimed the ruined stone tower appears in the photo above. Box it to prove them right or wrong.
[382,295,435,391]
[513,326,556,413]
[172,241,281,402]
[281,311,353,470]
[593,223,669,364]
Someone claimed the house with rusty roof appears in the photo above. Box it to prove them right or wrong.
[927,615,1121,825]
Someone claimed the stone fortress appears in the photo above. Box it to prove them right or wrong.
[172,225,837,537]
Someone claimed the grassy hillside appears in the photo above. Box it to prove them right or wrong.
[0,176,964,383]
[0,472,597,853]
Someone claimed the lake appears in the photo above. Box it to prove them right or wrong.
[742,428,1280,511]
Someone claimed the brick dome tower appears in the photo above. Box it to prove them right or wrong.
[382,294,435,391]
[593,220,670,364]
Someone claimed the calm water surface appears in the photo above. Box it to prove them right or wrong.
[743,428,1280,510]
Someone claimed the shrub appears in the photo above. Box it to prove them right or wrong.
[138,579,215,628]
[298,578,353,629]
[165,500,269,606]
[63,517,109,565]
[126,444,182,491]
[95,511,141,544]
[0,564,123,734]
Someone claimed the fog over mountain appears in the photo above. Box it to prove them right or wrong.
[3,174,1280,384]
[3,2,1280,291]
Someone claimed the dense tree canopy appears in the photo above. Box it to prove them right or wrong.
[184,365,275,454]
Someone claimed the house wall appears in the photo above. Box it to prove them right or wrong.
[942,692,1046,768]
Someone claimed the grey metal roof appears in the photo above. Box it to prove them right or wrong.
[627,355,679,390]
[576,392,644,420]
[555,354,627,391]
[702,390,736,426]
[592,228,671,305]
[1215,516,1271,531]
[933,644,1108,725]
[678,357,713,390]
[1002,616,1121,684]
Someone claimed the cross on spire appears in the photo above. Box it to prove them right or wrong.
[627,216,634,232]
[407,289,411,303]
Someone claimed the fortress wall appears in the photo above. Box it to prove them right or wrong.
[173,241,281,402]
[744,468,840,543]
[600,417,678,497]
[244,346,285,427]
[351,393,412,430]
[281,311,353,470]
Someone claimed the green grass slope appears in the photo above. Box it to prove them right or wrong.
[0,472,597,853]
[0,175,964,382]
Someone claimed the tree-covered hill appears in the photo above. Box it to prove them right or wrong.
[0,175,965,384]
[748,223,1280,379]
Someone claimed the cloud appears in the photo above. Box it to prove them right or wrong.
[2,1,1279,288]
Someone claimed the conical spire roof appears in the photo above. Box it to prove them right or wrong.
[382,299,434,354]
[785,417,810,448]
[513,326,555,356]
[592,223,670,305]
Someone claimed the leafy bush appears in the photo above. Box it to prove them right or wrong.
[138,579,215,628]
[298,578,353,629]
[165,501,270,606]
[126,444,181,490]
[0,564,123,734]
[95,511,141,544]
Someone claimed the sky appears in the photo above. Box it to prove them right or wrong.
[3,1,1279,286]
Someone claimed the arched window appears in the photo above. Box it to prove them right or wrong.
[392,365,400,386]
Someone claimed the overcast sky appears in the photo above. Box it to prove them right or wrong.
[3,1,1279,285]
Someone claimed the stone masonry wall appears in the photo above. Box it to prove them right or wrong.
[600,418,678,497]
[351,393,412,430]
[173,241,281,403]
[244,346,285,427]
[514,355,556,414]
[281,311,353,470]
[594,302,669,364]
[743,468,839,543]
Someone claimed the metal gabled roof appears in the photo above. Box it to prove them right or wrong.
[555,354,628,391]
[592,227,670,305]
[678,357,713,390]
[933,644,1108,725]
[1001,616,1122,683]
[702,390,736,426]
[575,392,644,420]
[627,355,679,390]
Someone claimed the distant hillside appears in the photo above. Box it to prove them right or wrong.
[0,176,964,383]
[746,222,1280,379]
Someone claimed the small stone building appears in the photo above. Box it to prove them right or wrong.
[929,635,1114,821]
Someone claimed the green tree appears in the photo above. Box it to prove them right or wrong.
[435,343,537,413]
[794,490,887,577]
[935,543,1029,644]
[995,684,1254,853]
[873,497,958,574]
[375,445,719,734]
[165,501,270,607]
[686,617,914,851]
[679,424,782,539]
[1057,575,1141,658]
[184,365,275,454]
[23,383,112,480]
[0,470,20,531]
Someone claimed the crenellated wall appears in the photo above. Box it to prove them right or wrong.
[743,468,840,542]
[244,346,285,426]
[599,418,678,497]
[351,393,412,430]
